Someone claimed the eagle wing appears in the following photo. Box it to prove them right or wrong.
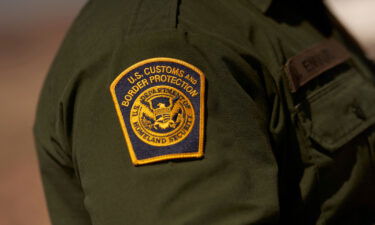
[140,100,155,121]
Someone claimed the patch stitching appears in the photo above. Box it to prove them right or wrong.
[110,57,205,165]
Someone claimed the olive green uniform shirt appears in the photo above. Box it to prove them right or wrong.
[34,0,375,224]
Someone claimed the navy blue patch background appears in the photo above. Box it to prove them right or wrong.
[114,61,202,160]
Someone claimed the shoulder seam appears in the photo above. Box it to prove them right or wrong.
[125,0,179,36]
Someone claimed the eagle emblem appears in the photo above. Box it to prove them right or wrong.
[140,96,184,131]
[129,85,195,147]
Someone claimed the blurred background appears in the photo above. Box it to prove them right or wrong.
[0,1,86,225]
[0,0,374,225]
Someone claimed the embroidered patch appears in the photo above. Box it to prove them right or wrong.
[110,57,205,165]
[285,39,350,92]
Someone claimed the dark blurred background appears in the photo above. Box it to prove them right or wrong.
[0,1,374,225]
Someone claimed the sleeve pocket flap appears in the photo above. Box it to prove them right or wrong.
[297,69,375,152]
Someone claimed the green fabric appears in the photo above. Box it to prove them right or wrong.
[249,0,273,12]
[34,0,375,225]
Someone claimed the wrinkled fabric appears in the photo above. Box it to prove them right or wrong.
[34,0,375,225]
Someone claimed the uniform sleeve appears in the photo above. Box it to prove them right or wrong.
[33,42,93,225]
[61,30,280,224]
[35,24,280,225]
[33,46,94,224]
[34,122,93,225]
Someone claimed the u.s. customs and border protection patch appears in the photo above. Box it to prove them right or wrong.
[110,57,205,165]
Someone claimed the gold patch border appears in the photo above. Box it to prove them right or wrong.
[110,57,205,166]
